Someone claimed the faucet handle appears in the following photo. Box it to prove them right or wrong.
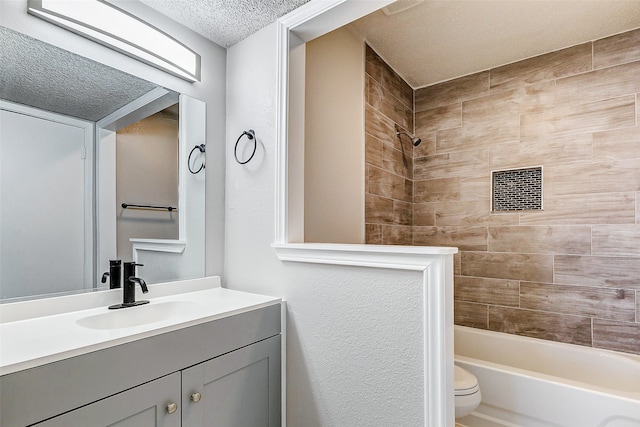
[123,262,143,280]
[123,261,143,267]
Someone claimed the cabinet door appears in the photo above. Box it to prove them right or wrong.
[34,372,181,427]
[182,335,281,427]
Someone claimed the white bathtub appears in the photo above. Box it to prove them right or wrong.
[454,325,640,427]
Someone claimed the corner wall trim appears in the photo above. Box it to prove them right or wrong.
[273,243,456,270]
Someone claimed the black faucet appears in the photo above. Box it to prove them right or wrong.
[101,260,122,289]
[108,262,149,309]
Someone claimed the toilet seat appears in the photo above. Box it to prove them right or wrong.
[454,365,481,419]
[455,365,480,396]
[455,382,480,396]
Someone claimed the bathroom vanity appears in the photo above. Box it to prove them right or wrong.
[0,278,282,427]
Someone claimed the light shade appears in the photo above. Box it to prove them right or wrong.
[27,0,201,82]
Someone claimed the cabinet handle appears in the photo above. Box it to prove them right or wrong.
[166,402,178,414]
[190,392,202,403]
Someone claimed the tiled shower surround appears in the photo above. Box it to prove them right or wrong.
[364,28,640,355]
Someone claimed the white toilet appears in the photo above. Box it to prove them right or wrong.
[455,365,482,418]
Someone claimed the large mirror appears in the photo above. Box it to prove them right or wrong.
[0,26,206,302]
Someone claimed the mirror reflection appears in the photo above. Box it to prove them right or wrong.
[0,27,205,302]
[115,104,180,261]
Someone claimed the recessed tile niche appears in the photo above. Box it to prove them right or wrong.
[492,167,542,212]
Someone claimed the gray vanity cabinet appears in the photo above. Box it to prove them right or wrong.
[1,304,281,427]
[34,335,281,427]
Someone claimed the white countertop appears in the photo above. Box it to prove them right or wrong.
[0,277,280,375]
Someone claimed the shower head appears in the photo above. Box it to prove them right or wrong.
[396,130,422,147]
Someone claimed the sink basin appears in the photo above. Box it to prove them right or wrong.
[76,301,205,330]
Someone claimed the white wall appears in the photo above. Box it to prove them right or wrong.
[304,26,365,243]
[226,23,427,426]
[0,0,226,278]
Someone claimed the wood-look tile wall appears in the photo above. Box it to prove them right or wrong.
[364,29,640,355]
[413,28,640,355]
[364,45,414,244]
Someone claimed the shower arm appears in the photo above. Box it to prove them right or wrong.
[396,130,422,147]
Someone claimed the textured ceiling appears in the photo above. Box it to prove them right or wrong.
[351,1,640,88]
[140,0,311,47]
[139,0,640,86]
[6,0,639,121]
[0,27,159,121]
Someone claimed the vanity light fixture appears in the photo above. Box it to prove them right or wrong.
[27,0,201,82]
